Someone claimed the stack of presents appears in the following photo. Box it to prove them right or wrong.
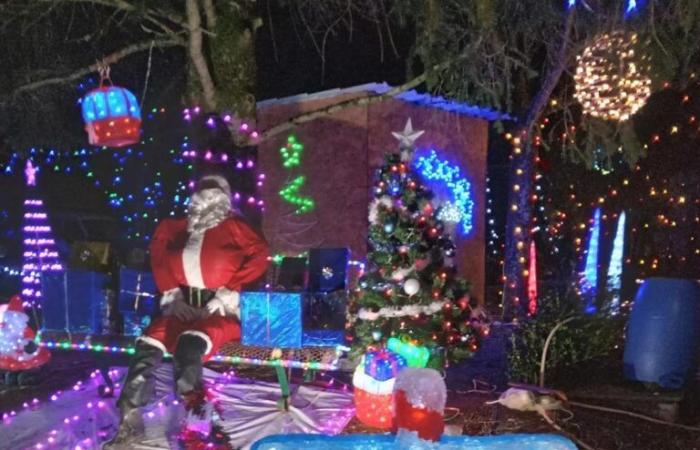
[41,243,351,349]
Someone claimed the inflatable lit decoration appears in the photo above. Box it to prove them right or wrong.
[574,30,651,122]
[0,295,51,371]
[81,65,142,147]
[353,348,405,429]
[393,368,445,442]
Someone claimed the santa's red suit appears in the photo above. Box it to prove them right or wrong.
[108,175,269,449]
[138,208,269,359]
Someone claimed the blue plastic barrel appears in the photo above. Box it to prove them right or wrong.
[623,278,700,389]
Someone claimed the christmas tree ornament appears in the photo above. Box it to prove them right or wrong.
[391,265,413,282]
[403,278,420,296]
[574,30,651,122]
[393,368,446,442]
[372,330,383,341]
[81,64,142,147]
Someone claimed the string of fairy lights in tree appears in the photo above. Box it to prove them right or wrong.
[278,135,315,214]
[0,108,265,242]
[529,82,700,307]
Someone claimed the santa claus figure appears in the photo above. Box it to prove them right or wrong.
[106,175,269,448]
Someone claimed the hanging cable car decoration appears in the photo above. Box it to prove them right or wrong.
[81,63,142,147]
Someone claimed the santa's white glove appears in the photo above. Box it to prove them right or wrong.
[160,288,199,321]
[206,288,240,318]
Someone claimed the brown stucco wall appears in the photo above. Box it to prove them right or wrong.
[257,90,487,302]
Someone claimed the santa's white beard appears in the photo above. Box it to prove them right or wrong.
[187,188,232,233]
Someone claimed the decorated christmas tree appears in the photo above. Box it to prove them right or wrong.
[348,120,481,367]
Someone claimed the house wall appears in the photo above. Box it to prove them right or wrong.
[257,92,487,302]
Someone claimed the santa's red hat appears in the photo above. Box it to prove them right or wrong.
[6,295,23,312]
[197,175,231,198]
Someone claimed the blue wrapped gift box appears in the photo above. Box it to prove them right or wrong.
[122,312,152,337]
[241,292,302,348]
[41,269,108,334]
[302,330,345,347]
[118,267,157,316]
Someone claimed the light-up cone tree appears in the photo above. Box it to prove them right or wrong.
[349,120,479,368]
[271,134,322,255]
[21,160,63,308]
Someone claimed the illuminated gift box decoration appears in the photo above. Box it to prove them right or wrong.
[393,368,446,442]
[353,349,406,429]
[81,85,142,147]
[363,348,406,381]
[241,292,303,348]
[387,337,430,368]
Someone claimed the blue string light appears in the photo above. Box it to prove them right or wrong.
[580,207,600,313]
[607,212,626,314]
[414,149,474,235]
[567,0,577,9]
[0,108,263,242]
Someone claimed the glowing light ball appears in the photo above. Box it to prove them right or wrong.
[81,86,142,147]
[574,31,651,122]
[353,350,405,429]
[393,368,446,442]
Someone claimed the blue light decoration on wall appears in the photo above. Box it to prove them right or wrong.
[580,207,601,313]
[414,150,474,235]
[607,211,626,314]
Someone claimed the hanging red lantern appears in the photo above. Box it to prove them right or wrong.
[81,65,142,147]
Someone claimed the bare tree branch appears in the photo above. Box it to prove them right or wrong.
[186,0,217,110]
[258,71,428,142]
[522,9,576,131]
[8,38,182,97]
[202,0,217,29]
[52,0,188,30]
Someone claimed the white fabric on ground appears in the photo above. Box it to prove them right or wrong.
[0,365,354,450]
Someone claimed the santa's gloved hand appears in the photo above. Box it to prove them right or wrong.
[161,288,199,321]
[206,288,240,317]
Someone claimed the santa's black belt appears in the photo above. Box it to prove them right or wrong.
[180,286,216,308]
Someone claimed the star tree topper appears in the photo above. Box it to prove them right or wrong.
[392,118,425,162]
[24,160,37,187]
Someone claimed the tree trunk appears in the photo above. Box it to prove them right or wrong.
[502,132,534,321]
[185,0,258,120]
[208,2,259,122]
[501,9,575,321]
[186,0,218,111]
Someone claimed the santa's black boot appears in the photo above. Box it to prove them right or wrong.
[174,334,213,437]
[103,341,163,449]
